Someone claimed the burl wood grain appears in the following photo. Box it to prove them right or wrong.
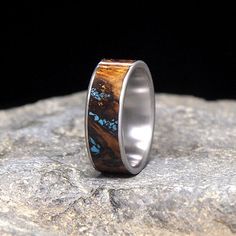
[87,59,135,173]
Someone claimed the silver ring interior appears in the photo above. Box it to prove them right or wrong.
[119,61,155,174]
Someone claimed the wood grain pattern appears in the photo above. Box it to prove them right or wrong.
[87,59,135,173]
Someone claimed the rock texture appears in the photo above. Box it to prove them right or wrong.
[0,92,236,236]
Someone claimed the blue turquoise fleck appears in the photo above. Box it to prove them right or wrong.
[89,111,118,133]
[89,137,101,155]
[91,87,111,101]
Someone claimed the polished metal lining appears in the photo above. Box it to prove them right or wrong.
[119,61,155,174]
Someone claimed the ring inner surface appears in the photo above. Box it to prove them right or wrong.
[122,67,153,168]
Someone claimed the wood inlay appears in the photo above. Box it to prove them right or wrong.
[87,59,135,173]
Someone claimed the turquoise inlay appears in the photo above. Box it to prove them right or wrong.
[91,88,111,101]
[90,137,96,145]
[89,112,118,133]
[91,145,100,154]
[98,119,104,126]
[89,111,99,121]
[89,137,101,155]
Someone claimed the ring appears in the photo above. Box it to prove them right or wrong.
[85,59,155,174]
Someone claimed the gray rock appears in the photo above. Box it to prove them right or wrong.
[0,91,236,236]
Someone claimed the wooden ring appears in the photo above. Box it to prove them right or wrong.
[85,59,155,174]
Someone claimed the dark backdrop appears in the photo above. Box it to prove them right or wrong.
[1,3,235,109]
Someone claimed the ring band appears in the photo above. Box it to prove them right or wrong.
[85,59,155,174]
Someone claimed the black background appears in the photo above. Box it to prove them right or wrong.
[1,3,235,109]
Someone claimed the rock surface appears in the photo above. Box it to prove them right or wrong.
[0,91,236,236]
